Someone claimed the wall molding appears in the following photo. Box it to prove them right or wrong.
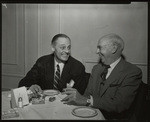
[2,4,25,76]
[2,63,18,65]
[82,58,147,67]
[130,62,147,66]
[2,73,24,78]
[24,4,28,75]
[37,4,41,59]
[2,4,18,65]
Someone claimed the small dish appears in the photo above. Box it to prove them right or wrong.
[72,107,98,118]
[43,89,59,96]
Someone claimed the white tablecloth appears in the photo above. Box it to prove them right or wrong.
[2,91,105,120]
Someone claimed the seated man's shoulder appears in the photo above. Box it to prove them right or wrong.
[69,56,84,67]
[123,60,142,73]
[37,54,53,62]
[91,64,102,72]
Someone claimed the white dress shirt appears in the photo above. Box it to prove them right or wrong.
[54,60,64,76]
[106,57,121,79]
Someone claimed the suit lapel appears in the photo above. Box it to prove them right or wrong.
[45,55,71,90]
[100,59,125,97]
[46,54,55,87]
[60,57,71,88]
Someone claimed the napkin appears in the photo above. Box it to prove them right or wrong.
[2,109,19,119]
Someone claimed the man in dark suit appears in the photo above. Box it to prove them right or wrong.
[62,33,142,119]
[18,34,88,95]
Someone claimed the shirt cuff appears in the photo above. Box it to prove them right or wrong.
[89,95,93,106]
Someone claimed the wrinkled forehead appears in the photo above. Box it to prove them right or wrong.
[98,38,111,47]
[55,37,71,46]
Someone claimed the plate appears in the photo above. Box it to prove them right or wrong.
[72,107,98,118]
[43,89,59,96]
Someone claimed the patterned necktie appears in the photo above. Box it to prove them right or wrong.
[101,64,110,81]
[54,64,61,90]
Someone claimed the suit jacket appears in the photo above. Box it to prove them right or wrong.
[18,54,87,95]
[83,58,142,119]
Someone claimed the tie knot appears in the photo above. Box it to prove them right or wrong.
[57,64,60,71]
[101,64,110,81]
[103,64,110,69]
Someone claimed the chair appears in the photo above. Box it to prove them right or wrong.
[101,81,148,122]
[128,81,148,122]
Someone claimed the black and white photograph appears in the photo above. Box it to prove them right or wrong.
[1,1,149,121]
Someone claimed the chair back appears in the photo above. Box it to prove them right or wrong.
[128,82,148,122]
[101,81,148,121]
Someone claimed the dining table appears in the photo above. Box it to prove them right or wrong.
[1,89,105,120]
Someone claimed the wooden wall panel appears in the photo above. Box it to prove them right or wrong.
[2,75,23,89]
[2,3,148,89]
[60,3,147,64]
[2,4,25,89]
[2,5,17,64]
[37,4,59,58]
[24,4,39,74]
[60,3,147,84]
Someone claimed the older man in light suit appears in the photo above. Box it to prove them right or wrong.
[62,33,142,120]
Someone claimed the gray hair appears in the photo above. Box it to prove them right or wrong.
[100,33,124,51]
[51,33,71,45]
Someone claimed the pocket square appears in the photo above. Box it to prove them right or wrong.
[67,79,75,88]
[109,83,120,87]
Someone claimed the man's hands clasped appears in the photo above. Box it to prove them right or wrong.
[29,85,88,106]
[61,88,87,106]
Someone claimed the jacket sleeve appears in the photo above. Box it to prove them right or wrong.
[71,63,89,95]
[83,66,96,97]
[93,68,142,113]
[18,58,43,88]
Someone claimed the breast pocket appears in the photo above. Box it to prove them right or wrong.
[109,83,121,87]
[108,83,121,99]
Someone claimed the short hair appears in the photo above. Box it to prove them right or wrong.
[51,34,71,45]
[101,33,124,51]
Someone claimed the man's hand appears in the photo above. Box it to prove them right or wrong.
[61,88,87,106]
[29,84,42,94]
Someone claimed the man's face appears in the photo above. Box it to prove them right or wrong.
[52,37,71,63]
[96,39,113,64]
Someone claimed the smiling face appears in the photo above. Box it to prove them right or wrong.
[96,38,113,65]
[97,34,124,65]
[52,37,71,63]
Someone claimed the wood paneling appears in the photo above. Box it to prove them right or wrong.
[2,4,25,75]
[60,3,147,64]
[37,4,59,58]
[24,4,39,74]
[2,4,17,65]
[2,4,25,89]
[2,3,148,89]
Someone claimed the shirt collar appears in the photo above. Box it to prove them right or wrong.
[54,59,64,67]
[54,59,65,71]
[110,57,121,70]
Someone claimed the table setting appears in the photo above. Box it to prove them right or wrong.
[2,88,105,120]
